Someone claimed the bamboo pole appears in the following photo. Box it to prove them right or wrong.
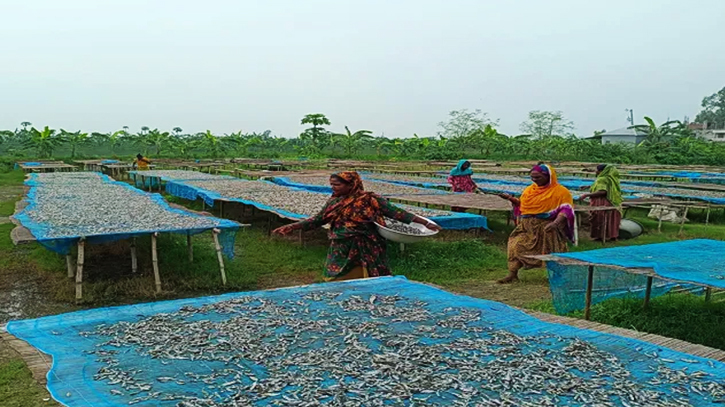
[678,206,690,237]
[75,239,85,301]
[643,276,653,309]
[584,265,594,321]
[151,233,161,293]
[66,254,75,278]
[187,233,193,262]
[131,237,138,273]
[212,229,227,285]
[705,287,712,303]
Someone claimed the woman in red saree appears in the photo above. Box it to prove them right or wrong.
[273,172,441,281]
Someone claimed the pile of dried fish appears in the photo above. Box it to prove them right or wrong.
[185,179,290,195]
[131,170,222,181]
[230,190,453,220]
[82,291,725,406]
[285,176,445,196]
[384,220,432,235]
[22,174,227,238]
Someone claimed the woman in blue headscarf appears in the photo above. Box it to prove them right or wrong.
[447,160,478,212]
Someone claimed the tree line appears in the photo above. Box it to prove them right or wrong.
[2,87,723,166]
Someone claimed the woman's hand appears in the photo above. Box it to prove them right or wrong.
[578,193,589,201]
[496,193,512,201]
[544,221,559,233]
[272,224,296,236]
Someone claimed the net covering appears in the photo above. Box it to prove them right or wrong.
[556,239,725,289]
[6,277,725,407]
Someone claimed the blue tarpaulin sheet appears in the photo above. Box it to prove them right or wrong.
[7,277,725,407]
[555,239,725,289]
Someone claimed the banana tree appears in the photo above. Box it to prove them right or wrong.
[23,126,64,158]
[333,126,374,156]
[144,129,171,156]
[60,129,90,158]
[195,130,223,158]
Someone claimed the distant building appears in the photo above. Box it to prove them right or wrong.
[690,122,725,142]
[600,127,648,145]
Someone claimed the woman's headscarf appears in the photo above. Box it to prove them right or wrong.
[591,164,623,211]
[323,171,385,226]
[519,164,573,216]
[449,159,473,177]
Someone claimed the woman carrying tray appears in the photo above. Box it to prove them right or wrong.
[496,163,575,284]
[273,172,440,281]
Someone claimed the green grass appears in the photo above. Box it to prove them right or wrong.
[573,294,725,350]
[0,359,57,407]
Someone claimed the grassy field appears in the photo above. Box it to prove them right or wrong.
[1,169,724,404]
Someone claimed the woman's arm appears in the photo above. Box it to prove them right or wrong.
[544,212,569,232]
[497,193,520,206]
[272,205,328,235]
[378,196,441,231]
[579,190,607,200]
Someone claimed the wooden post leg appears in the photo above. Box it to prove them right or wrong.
[643,276,653,308]
[66,254,75,278]
[678,206,689,237]
[400,243,405,253]
[657,211,663,233]
[131,237,138,273]
[584,265,594,321]
[705,287,712,303]
[151,233,161,293]
[187,234,193,262]
[573,213,579,247]
[75,239,85,301]
[706,205,711,226]
[212,229,227,285]
[220,201,224,218]
[602,212,607,245]
[298,229,304,247]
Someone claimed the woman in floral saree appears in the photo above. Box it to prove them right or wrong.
[273,172,441,281]
[496,164,575,284]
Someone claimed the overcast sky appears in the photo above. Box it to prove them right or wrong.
[1,0,723,138]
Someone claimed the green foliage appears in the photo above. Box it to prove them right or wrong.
[519,110,575,139]
[694,86,725,129]
[333,126,373,156]
[22,126,63,158]
[60,129,89,158]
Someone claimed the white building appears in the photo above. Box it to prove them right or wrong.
[696,129,725,142]
[600,127,648,145]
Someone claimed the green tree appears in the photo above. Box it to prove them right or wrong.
[24,126,64,158]
[21,122,32,131]
[694,86,725,128]
[519,110,574,139]
[333,126,374,156]
[469,125,506,156]
[173,127,183,136]
[630,117,687,146]
[137,128,171,155]
[195,130,223,158]
[300,113,332,155]
[60,130,90,158]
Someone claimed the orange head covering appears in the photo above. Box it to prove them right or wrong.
[519,164,573,215]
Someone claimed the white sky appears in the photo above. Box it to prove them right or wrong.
[1,0,723,138]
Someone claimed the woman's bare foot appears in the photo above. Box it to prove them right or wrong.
[496,274,519,284]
